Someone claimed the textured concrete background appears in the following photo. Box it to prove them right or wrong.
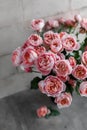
[1,0,87,98]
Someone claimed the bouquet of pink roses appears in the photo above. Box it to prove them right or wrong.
[12,14,87,118]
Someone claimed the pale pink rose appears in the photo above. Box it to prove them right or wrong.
[28,34,43,46]
[50,39,63,53]
[79,81,87,97]
[65,19,76,27]
[81,18,87,31]
[72,64,87,80]
[47,19,59,28]
[69,56,76,68]
[31,19,45,32]
[55,92,72,109]
[36,106,49,118]
[38,76,66,97]
[34,46,46,56]
[74,14,82,23]
[44,31,59,45]
[36,52,55,75]
[12,47,22,66]
[82,51,87,67]
[54,60,72,76]
[22,47,37,67]
[62,35,79,51]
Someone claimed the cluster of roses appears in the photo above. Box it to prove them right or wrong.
[12,14,87,118]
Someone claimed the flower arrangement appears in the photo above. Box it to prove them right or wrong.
[12,14,87,118]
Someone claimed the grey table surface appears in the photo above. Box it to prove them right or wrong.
[0,89,87,130]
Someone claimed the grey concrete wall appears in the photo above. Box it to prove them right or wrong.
[1,0,87,98]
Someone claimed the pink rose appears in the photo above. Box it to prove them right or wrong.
[82,51,87,67]
[69,56,76,68]
[36,52,55,75]
[22,47,37,67]
[72,64,87,80]
[50,39,63,53]
[34,46,46,56]
[31,19,45,32]
[79,81,87,97]
[54,60,72,76]
[38,76,66,97]
[62,35,79,51]
[74,14,82,23]
[36,106,49,118]
[81,18,87,31]
[12,47,22,66]
[47,19,59,28]
[55,92,72,109]
[28,34,43,46]
[44,31,59,45]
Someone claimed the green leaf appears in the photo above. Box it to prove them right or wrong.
[45,107,60,118]
[80,37,87,52]
[75,81,81,95]
[65,82,74,95]
[30,77,41,89]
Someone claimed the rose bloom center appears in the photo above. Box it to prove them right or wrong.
[57,62,68,74]
[45,79,62,94]
[60,98,69,105]
[76,68,86,77]
[66,39,74,47]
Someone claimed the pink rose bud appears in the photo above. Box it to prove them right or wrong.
[74,14,82,23]
[65,19,76,27]
[81,18,87,31]
[55,92,72,109]
[58,17,65,24]
[69,56,76,68]
[47,19,59,28]
[82,51,87,67]
[36,106,49,118]
[68,79,76,88]
[31,19,45,32]
[79,81,87,97]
